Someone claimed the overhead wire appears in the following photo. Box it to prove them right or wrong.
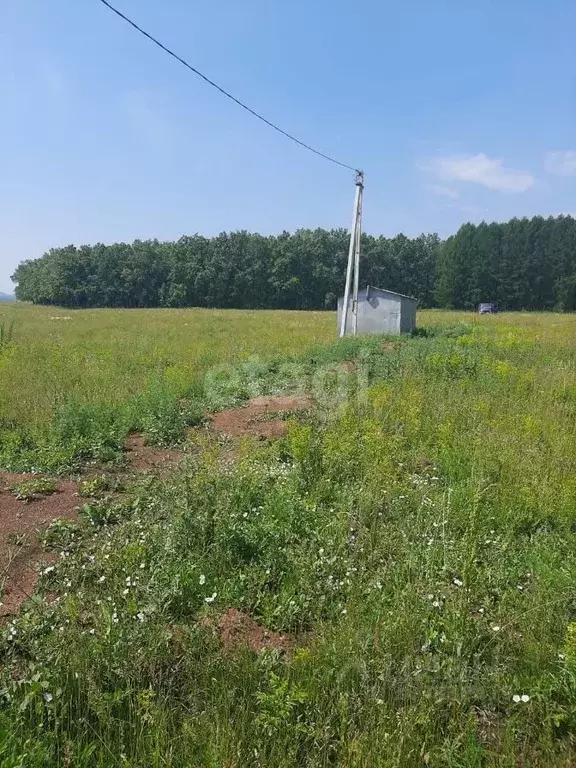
[97,0,361,173]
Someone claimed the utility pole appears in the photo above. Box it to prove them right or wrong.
[339,170,364,338]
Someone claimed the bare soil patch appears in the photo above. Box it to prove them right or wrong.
[124,435,183,473]
[209,395,312,440]
[472,706,505,750]
[0,474,79,616]
[337,360,357,372]
[0,395,312,616]
[205,608,294,654]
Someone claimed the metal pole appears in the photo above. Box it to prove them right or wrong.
[339,173,362,338]
[352,173,364,335]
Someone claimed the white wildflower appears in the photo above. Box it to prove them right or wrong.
[204,592,217,604]
[513,694,521,703]
[98,576,106,583]
[453,578,463,587]
[521,694,530,703]
[43,692,53,703]
[199,574,206,586]
[492,625,500,632]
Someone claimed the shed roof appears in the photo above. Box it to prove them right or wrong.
[339,285,418,302]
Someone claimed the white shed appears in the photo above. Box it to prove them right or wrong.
[337,285,417,335]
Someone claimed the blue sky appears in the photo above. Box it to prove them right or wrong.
[1,0,575,292]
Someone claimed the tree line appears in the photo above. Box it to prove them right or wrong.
[437,215,576,310]
[11,215,576,310]
[12,230,438,309]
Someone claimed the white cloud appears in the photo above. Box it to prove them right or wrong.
[429,184,459,199]
[545,151,576,177]
[420,152,535,193]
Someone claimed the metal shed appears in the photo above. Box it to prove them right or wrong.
[337,285,417,336]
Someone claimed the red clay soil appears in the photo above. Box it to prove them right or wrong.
[207,608,294,654]
[124,435,183,472]
[0,474,79,616]
[209,395,312,440]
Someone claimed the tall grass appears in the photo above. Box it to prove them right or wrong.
[0,305,335,470]
[2,310,576,765]
[0,305,335,429]
[0,319,14,353]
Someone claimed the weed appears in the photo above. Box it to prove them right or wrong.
[11,476,57,502]
[78,497,132,528]
[78,475,122,498]
[0,320,14,353]
[1,309,576,765]
[39,518,82,550]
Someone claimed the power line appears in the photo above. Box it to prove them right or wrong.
[97,0,360,173]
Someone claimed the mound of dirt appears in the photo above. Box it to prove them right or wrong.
[124,435,183,472]
[209,395,312,440]
[0,474,79,616]
[205,608,294,654]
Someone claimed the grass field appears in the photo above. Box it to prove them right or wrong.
[0,304,336,428]
[2,306,576,765]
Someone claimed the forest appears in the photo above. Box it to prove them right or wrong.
[11,214,576,310]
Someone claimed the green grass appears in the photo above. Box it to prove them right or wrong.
[0,304,335,429]
[2,308,576,765]
[0,305,336,472]
[10,476,58,502]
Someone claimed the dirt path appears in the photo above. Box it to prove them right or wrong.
[0,395,314,616]
[124,435,184,473]
[209,395,312,439]
[0,474,79,616]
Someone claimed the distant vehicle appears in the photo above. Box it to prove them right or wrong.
[479,302,499,314]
